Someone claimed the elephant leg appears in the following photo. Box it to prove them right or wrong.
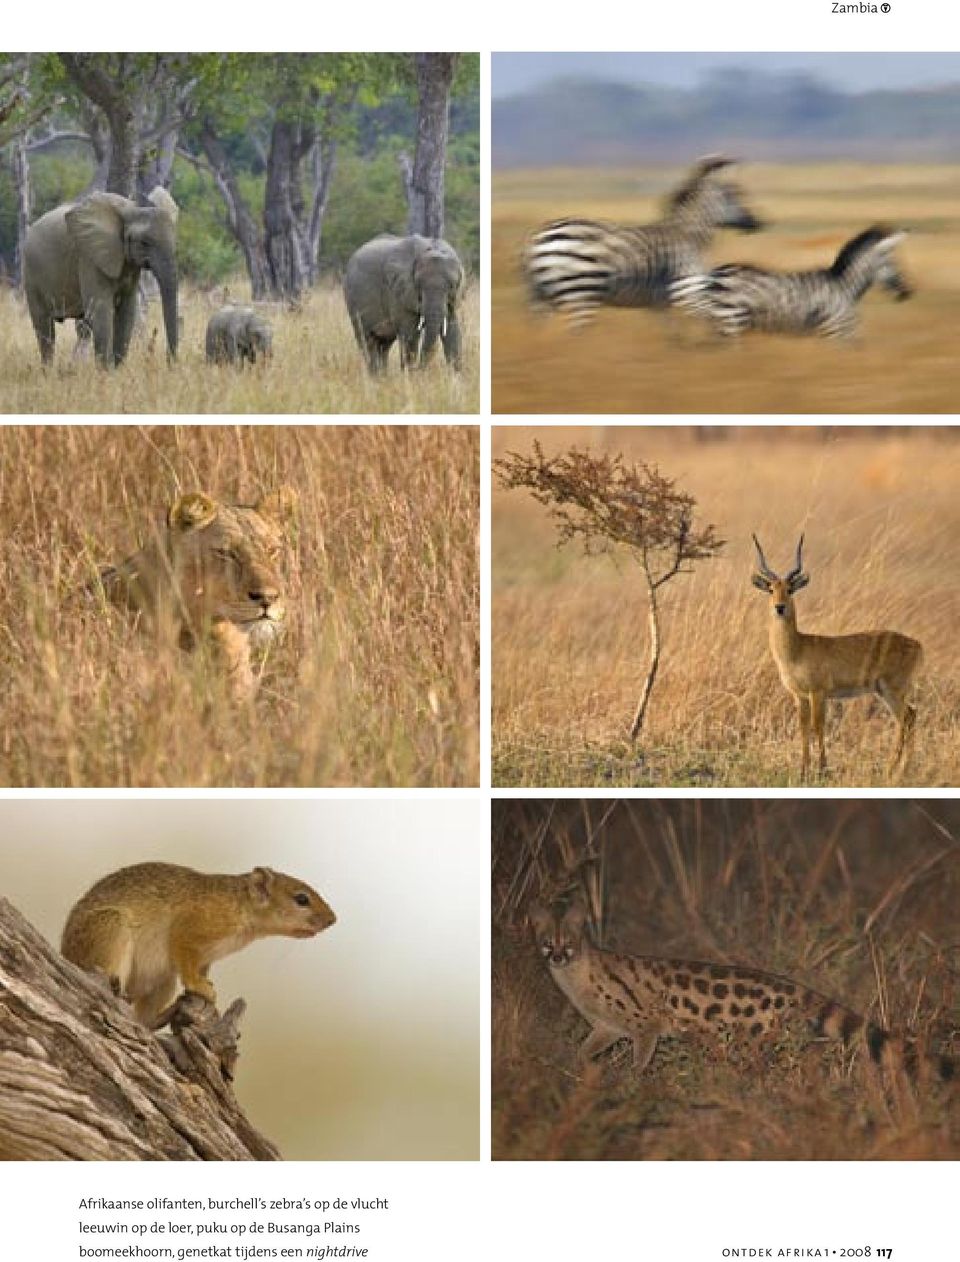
[113,292,138,366]
[363,334,390,375]
[399,325,421,371]
[27,294,56,365]
[85,300,114,368]
[442,315,463,371]
[74,318,93,360]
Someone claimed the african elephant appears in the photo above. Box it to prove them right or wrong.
[205,306,273,365]
[22,187,179,368]
[343,234,464,373]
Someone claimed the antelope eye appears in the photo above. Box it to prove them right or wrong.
[293,892,311,907]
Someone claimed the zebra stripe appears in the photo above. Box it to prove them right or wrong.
[670,225,912,339]
[523,157,763,328]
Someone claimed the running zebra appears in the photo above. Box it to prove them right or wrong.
[669,225,912,339]
[522,157,763,328]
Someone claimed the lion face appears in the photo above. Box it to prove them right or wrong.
[165,488,296,643]
[99,486,298,700]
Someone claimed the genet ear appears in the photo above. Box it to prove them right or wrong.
[751,573,773,593]
[65,194,126,280]
[167,492,219,532]
[255,485,298,523]
[528,902,551,937]
[146,185,179,225]
[249,866,277,903]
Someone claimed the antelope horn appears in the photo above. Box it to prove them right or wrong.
[785,534,805,582]
[694,154,736,177]
[752,533,778,580]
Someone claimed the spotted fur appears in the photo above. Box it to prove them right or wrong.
[530,901,952,1081]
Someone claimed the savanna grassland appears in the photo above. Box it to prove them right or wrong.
[0,281,480,415]
[492,163,959,414]
[493,427,960,788]
[492,799,960,1161]
[0,425,478,787]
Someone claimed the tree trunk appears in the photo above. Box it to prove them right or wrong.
[263,117,312,301]
[0,897,281,1161]
[59,54,140,198]
[197,119,270,299]
[407,53,458,239]
[10,137,30,286]
[629,563,661,742]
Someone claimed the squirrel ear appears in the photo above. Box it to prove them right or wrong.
[168,492,218,532]
[249,867,277,902]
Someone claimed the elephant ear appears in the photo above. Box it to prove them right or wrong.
[146,185,179,225]
[65,195,126,280]
[167,492,219,532]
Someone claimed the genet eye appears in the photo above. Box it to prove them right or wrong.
[293,892,311,907]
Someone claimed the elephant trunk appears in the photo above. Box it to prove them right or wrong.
[152,256,179,359]
[419,289,447,365]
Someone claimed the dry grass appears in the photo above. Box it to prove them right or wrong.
[493,427,960,788]
[0,281,479,415]
[492,163,959,413]
[492,799,960,1161]
[0,425,478,786]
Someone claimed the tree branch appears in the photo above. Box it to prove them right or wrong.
[0,897,281,1161]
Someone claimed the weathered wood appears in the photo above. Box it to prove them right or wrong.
[0,897,281,1161]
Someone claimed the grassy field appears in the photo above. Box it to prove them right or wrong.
[493,427,960,788]
[492,163,960,413]
[0,281,480,415]
[0,425,478,787]
[493,799,960,1161]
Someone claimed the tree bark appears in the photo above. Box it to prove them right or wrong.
[196,118,270,298]
[407,53,458,239]
[10,137,30,285]
[0,897,281,1161]
[60,54,139,198]
[629,560,661,742]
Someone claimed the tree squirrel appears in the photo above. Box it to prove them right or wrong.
[61,862,336,1027]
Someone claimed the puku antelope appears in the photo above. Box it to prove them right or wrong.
[751,534,922,779]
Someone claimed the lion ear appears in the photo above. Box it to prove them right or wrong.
[168,492,219,532]
[65,194,126,280]
[255,485,298,523]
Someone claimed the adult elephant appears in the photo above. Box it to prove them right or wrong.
[344,234,464,374]
[23,187,179,367]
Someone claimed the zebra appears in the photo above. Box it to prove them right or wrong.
[669,225,912,340]
[522,156,763,329]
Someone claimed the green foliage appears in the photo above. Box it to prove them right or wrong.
[169,160,240,287]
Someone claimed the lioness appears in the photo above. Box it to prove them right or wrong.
[97,486,297,698]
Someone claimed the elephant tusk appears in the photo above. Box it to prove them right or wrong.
[442,318,448,339]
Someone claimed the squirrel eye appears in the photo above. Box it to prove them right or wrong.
[293,892,311,907]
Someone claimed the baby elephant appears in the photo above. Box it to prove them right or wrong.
[205,306,273,366]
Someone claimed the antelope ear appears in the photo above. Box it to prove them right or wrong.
[65,194,126,279]
[788,573,810,594]
[255,485,298,523]
[168,492,219,532]
[751,573,773,593]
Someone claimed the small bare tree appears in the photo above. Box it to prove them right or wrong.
[495,442,724,742]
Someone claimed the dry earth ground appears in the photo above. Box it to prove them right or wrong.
[492,164,959,414]
[0,281,480,415]
[0,424,478,786]
[493,427,960,787]
[492,799,960,1161]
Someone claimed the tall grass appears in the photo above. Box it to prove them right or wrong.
[0,281,479,415]
[493,163,960,414]
[0,425,479,786]
[492,799,960,1160]
[493,427,960,787]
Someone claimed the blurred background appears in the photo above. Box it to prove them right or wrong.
[0,797,481,1160]
[492,52,960,413]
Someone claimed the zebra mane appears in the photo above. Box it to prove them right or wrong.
[830,225,900,275]
[666,156,735,213]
